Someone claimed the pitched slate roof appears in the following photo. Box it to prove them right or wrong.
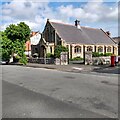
[112,37,120,44]
[50,21,115,45]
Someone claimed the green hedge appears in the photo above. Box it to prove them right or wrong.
[46,53,54,58]
[103,53,112,56]
[92,52,112,57]
[92,52,100,57]
[69,56,83,61]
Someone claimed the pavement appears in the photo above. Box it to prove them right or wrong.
[24,63,120,74]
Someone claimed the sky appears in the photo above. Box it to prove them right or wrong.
[1,0,119,37]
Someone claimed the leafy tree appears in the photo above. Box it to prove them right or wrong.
[0,31,12,61]
[1,22,31,64]
[5,22,30,42]
[54,45,68,58]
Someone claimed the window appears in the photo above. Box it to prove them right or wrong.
[107,46,111,52]
[98,46,103,52]
[87,46,93,52]
[74,46,81,53]
[50,47,52,53]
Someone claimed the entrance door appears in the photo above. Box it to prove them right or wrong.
[40,45,46,58]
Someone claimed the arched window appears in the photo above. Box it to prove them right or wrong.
[74,46,81,53]
[107,46,111,52]
[87,46,93,52]
[98,46,103,52]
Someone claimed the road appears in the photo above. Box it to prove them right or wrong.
[3,80,107,118]
[2,65,118,118]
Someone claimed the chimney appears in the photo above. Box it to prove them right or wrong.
[106,31,111,36]
[75,20,81,29]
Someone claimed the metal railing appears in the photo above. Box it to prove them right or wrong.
[28,58,55,64]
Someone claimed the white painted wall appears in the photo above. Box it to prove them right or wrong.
[30,33,41,45]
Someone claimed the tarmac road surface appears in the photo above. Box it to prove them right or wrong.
[2,65,118,118]
[2,80,107,118]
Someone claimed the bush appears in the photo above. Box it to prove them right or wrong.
[70,56,83,61]
[92,52,112,57]
[2,53,10,61]
[13,55,20,62]
[92,52,100,57]
[19,54,28,65]
[15,55,20,59]
[46,53,54,58]
[99,53,104,56]
[104,53,112,56]
[54,45,68,58]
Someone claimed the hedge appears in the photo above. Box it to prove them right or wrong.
[69,56,83,61]
[92,52,112,57]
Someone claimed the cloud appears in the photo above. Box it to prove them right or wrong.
[1,0,52,31]
[1,0,70,31]
[57,2,118,23]
[1,0,118,37]
[2,0,49,20]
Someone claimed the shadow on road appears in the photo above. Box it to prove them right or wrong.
[92,66,120,74]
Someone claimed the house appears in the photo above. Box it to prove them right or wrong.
[25,31,41,57]
[39,19,118,59]
[25,40,31,57]
[112,37,120,55]
[30,31,41,57]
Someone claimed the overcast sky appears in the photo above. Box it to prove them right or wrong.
[1,0,119,37]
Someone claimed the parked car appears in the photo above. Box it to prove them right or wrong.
[0,60,9,65]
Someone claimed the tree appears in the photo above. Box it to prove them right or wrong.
[5,22,30,42]
[54,45,68,58]
[1,22,31,65]
[0,31,12,61]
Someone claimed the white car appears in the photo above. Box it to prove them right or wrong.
[0,60,9,65]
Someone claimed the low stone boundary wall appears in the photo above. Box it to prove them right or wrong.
[92,56,111,65]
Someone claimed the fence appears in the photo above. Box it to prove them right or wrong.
[28,58,55,64]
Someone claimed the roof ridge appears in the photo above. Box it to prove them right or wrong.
[50,21,101,30]
[81,26,100,30]
[50,21,75,27]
